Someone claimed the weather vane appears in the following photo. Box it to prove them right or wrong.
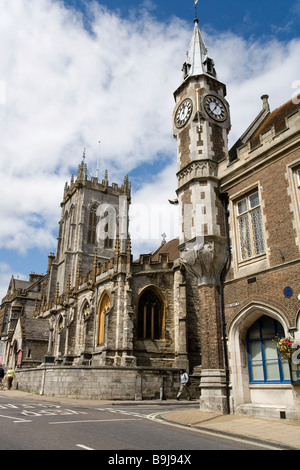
[194,0,199,19]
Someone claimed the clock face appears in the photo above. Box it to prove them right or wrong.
[204,95,227,122]
[175,99,193,128]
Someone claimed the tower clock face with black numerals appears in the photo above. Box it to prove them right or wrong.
[203,95,227,122]
[175,98,193,128]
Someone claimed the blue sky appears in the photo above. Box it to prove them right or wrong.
[63,0,300,41]
[0,0,300,300]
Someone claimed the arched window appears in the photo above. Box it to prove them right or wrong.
[97,292,111,345]
[104,220,113,248]
[247,316,290,384]
[87,206,97,245]
[67,205,75,250]
[137,288,165,340]
[103,210,114,249]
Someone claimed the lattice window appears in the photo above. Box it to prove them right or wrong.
[236,191,265,261]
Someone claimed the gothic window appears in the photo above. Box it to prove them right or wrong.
[236,190,265,261]
[87,205,97,245]
[247,316,290,384]
[10,311,18,331]
[58,315,64,332]
[62,211,69,253]
[137,288,165,340]
[67,205,75,250]
[82,301,90,321]
[97,292,111,345]
[103,212,114,249]
[1,308,8,334]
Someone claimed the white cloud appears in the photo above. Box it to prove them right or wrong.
[129,160,178,259]
[0,0,299,270]
[207,32,300,145]
[0,0,189,256]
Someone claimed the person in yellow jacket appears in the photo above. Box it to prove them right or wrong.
[5,367,16,390]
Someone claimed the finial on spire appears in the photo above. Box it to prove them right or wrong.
[194,0,199,22]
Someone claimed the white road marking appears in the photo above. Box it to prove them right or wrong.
[76,444,95,450]
[49,418,142,425]
[96,408,145,418]
[0,413,31,423]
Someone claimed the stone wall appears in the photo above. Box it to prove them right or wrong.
[15,366,200,401]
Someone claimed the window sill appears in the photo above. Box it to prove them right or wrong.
[135,339,166,344]
[238,253,266,268]
[249,383,291,388]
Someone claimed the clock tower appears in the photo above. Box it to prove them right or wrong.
[173,15,231,413]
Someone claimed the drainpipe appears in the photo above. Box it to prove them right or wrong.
[219,192,231,415]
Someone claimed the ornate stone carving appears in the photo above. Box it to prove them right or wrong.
[177,160,218,187]
[180,236,226,286]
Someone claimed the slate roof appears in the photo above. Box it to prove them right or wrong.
[151,237,179,262]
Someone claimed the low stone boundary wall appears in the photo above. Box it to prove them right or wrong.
[15,366,195,400]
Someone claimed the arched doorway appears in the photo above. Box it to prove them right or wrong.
[228,303,293,410]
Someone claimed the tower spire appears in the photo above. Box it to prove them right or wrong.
[182,7,217,81]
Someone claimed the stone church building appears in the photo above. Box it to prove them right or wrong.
[1,15,300,419]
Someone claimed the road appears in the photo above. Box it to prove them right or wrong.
[0,395,272,453]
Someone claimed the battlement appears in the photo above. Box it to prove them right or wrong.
[133,252,173,270]
[62,162,131,204]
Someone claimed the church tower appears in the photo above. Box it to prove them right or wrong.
[173,14,231,412]
[46,152,131,302]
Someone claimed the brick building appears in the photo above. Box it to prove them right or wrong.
[220,93,300,417]
[1,15,300,418]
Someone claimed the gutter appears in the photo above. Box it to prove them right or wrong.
[219,192,231,415]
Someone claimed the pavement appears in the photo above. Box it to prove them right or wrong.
[1,388,300,450]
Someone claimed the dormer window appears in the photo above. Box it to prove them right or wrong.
[203,57,216,77]
[182,61,191,80]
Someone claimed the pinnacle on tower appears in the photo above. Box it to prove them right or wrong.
[182,18,217,80]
